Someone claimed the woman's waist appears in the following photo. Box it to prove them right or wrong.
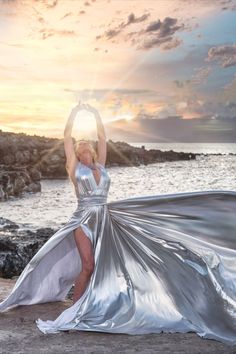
[77,194,108,207]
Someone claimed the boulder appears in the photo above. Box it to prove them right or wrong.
[0,217,56,278]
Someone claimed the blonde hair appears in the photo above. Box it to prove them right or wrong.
[74,139,97,163]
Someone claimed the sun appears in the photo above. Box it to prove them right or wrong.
[72,109,98,138]
[118,113,134,121]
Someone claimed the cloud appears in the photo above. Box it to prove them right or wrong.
[126,13,150,25]
[103,28,122,40]
[179,0,236,12]
[190,66,212,84]
[34,0,58,9]
[0,40,25,48]
[106,112,236,143]
[139,16,185,50]
[225,100,236,109]
[206,43,236,67]
[174,79,191,88]
[161,37,183,50]
[153,103,178,119]
[99,12,150,41]
[184,96,236,118]
[97,13,185,51]
[46,0,58,8]
[137,35,179,51]
[60,12,72,20]
[64,88,155,98]
[219,0,236,11]
[224,73,236,90]
[39,28,75,40]
[146,17,182,37]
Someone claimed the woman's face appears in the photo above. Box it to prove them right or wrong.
[75,140,93,159]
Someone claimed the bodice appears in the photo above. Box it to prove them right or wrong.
[74,161,111,205]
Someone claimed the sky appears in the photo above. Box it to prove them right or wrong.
[0,0,236,142]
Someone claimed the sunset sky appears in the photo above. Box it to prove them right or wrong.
[1,0,236,142]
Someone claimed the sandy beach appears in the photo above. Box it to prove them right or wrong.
[0,278,235,354]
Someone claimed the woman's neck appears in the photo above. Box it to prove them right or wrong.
[80,159,96,169]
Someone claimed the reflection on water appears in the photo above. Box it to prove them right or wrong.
[129,142,236,154]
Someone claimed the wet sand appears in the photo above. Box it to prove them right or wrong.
[0,278,235,354]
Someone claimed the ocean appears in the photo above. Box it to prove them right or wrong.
[129,142,236,154]
[1,143,236,230]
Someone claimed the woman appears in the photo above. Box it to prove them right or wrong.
[0,103,236,346]
[64,101,107,303]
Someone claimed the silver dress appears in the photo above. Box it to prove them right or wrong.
[0,161,236,346]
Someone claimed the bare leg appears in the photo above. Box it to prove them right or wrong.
[73,227,95,304]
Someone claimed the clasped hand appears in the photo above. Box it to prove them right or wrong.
[71,100,99,117]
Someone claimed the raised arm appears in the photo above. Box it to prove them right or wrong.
[84,103,107,166]
[63,102,84,174]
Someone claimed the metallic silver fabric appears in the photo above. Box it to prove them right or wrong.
[0,161,236,345]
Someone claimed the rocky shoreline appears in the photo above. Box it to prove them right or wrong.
[0,130,197,201]
[0,217,57,279]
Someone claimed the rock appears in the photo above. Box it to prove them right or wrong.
[0,217,55,278]
[0,167,42,201]
[28,168,41,182]
[0,186,4,199]
[23,182,41,193]
[0,217,20,230]
[14,175,26,194]
[15,151,26,164]
[105,140,195,166]
[3,154,15,165]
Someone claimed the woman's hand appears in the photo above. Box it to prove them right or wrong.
[83,103,100,118]
[70,100,86,116]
